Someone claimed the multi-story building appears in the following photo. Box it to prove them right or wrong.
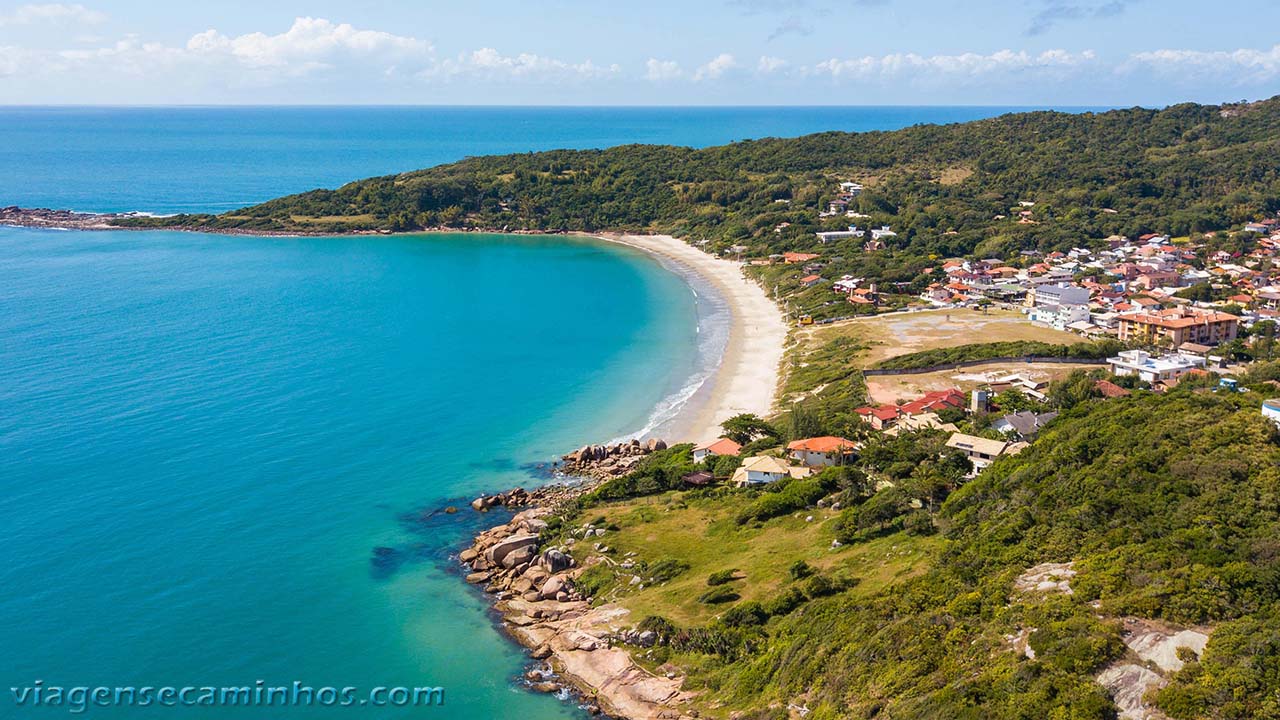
[1116,307,1239,348]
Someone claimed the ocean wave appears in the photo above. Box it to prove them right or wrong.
[609,254,732,444]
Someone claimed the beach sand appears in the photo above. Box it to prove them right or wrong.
[595,234,788,444]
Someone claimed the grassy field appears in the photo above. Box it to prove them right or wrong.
[579,489,941,627]
[779,308,1082,409]
[795,307,1081,366]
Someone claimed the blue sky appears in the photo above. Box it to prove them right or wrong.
[1,0,1278,105]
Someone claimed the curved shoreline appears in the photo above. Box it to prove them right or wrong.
[0,211,789,446]
[590,233,787,444]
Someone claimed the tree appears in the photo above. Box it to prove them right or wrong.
[785,403,826,441]
[720,413,779,445]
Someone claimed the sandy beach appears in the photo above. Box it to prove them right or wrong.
[595,233,788,444]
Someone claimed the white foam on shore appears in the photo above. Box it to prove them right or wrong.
[602,241,733,444]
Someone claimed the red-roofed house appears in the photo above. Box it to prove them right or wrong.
[1094,380,1131,399]
[856,405,902,430]
[692,438,743,463]
[787,436,859,466]
[799,274,824,288]
[784,252,821,264]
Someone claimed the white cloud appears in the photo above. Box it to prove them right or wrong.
[645,58,682,81]
[1129,45,1280,84]
[813,49,1097,81]
[431,47,620,81]
[694,53,738,81]
[185,17,432,75]
[0,3,106,27]
[757,55,788,73]
[0,46,34,76]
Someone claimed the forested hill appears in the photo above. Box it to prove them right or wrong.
[128,97,1280,261]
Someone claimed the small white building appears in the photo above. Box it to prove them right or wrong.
[730,456,811,486]
[1107,350,1205,384]
[1029,302,1090,331]
[1264,399,1280,428]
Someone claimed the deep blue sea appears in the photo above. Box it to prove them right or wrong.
[0,106,1099,718]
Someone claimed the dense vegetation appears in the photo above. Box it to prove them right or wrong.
[122,99,1280,277]
[872,339,1123,370]
[558,385,1280,719]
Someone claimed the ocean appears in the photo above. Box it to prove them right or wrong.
[0,106,1097,718]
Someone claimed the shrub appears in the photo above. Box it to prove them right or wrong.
[648,558,690,583]
[707,569,739,586]
[789,560,816,580]
[720,601,768,628]
[575,564,615,599]
[698,586,741,604]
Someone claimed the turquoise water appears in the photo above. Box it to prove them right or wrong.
[0,106,1108,717]
[0,106,1106,214]
[0,228,703,717]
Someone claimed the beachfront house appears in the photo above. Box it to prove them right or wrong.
[787,436,858,467]
[692,437,742,464]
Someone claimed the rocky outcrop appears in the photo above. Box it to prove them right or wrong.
[458,503,696,720]
[559,438,667,480]
[0,206,126,231]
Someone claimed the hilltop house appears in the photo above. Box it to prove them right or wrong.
[945,433,1025,471]
[992,411,1059,440]
[692,438,742,464]
[787,436,858,467]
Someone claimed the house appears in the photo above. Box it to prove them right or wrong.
[857,389,964,431]
[898,388,965,416]
[1028,283,1090,309]
[815,230,862,243]
[1029,302,1090,331]
[692,437,742,464]
[945,433,1022,471]
[799,274,825,288]
[1116,307,1240,348]
[885,412,960,436]
[787,436,858,467]
[870,226,898,241]
[730,456,812,487]
[857,404,904,430]
[784,252,821,264]
[992,411,1059,440]
[1094,380,1131,398]
[1107,349,1206,384]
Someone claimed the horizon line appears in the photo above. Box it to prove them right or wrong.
[0,103,1132,110]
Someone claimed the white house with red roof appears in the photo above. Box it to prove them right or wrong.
[692,438,742,464]
[787,436,859,467]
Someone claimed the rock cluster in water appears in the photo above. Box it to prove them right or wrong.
[559,438,668,480]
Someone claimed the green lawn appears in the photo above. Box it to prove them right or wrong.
[578,489,941,627]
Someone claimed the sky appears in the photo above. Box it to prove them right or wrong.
[0,0,1278,105]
